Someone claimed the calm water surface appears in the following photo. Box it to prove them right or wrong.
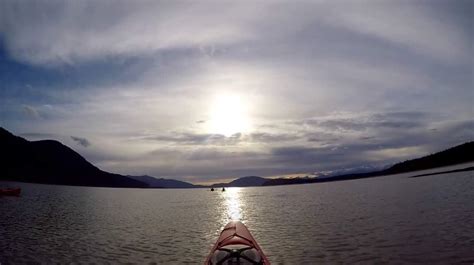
[1,167,474,264]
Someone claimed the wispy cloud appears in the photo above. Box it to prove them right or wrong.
[1,1,470,66]
[324,1,471,63]
[20,132,56,139]
[21,105,41,119]
[71,136,91,147]
[92,112,473,181]
[0,1,257,66]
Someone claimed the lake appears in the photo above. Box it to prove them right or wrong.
[1,166,473,264]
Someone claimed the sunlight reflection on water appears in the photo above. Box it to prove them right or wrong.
[1,168,473,264]
[221,187,243,221]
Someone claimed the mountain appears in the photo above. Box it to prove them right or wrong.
[383,142,474,174]
[210,176,268,187]
[3,125,471,189]
[320,164,386,178]
[0,127,147,188]
[263,141,474,186]
[228,176,268,187]
[129,175,196,188]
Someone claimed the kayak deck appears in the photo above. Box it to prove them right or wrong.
[205,221,270,265]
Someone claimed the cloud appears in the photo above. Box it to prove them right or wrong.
[248,132,300,143]
[142,132,241,146]
[367,146,425,161]
[300,111,436,133]
[140,131,301,146]
[20,132,56,139]
[71,136,91,147]
[0,1,258,66]
[1,1,472,183]
[21,105,41,119]
[1,1,470,67]
[325,1,471,63]
[118,115,473,179]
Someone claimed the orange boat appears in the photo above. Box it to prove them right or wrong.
[0,188,21,196]
[205,221,271,264]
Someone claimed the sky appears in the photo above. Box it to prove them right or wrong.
[0,0,473,184]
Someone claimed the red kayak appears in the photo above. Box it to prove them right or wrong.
[0,188,21,196]
[205,221,271,265]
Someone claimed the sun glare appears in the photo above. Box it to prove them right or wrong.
[207,94,252,136]
[222,188,243,221]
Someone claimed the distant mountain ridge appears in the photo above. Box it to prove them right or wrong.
[2,127,472,188]
[228,176,268,187]
[129,175,196,188]
[263,142,474,186]
[0,127,202,188]
[384,142,474,174]
[0,127,147,188]
[210,176,268,188]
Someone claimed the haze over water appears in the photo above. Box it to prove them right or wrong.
[2,167,473,264]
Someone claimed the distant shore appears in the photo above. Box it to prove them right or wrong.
[2,127,473,189]
[409,166,474,178]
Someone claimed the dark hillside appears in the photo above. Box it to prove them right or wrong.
[264,142,474,186]
[0,127,147,188]
[384,142,474,174]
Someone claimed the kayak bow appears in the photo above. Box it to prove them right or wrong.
[205,221,270,265]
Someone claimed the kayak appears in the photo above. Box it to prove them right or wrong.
[205,221,270,264]
[0,188,21,196]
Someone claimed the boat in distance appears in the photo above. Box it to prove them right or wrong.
[0,187,21,196]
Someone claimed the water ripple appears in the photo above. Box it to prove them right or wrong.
[1,170,473,263]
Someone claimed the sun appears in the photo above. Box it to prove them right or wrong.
[207,93,252,136]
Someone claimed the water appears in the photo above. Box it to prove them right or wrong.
[1,167,473,264]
